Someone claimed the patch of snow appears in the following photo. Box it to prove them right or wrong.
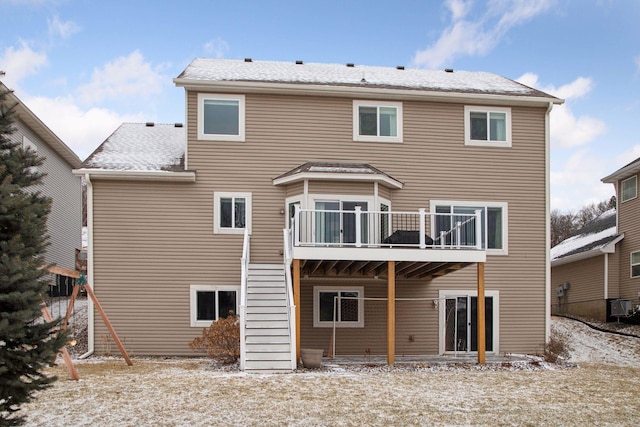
[81,226,88,248]
[85,123,184,171]
[308,166,375,174]
[179,58,546,96]
[550,226,617,260]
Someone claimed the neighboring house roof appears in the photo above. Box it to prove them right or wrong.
[174,58,561,103]
[551,209,623,266]
[1,82,82,168]
[82,123,186,172]
[602,156,640,183]
[273,162,403,189]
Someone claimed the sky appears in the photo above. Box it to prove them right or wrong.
[1,0,640,212]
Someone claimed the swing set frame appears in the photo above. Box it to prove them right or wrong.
[42,265,132,380]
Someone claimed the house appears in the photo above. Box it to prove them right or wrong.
[74,59,561,372]
[550,209,623,320]
[551,157,640,322]
[1,82,83,294]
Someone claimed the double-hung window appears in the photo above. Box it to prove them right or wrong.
[353,101,403,143]
[198,93,245,141]
[632,252,640,278]
[464,106,511,147]
[621,176,637,202]
[214,192,252,234]
[430,200,508,255]
[313,286,364,327]
[190,285,239,327]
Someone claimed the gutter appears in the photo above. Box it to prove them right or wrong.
[73,169,196,182]
[79,173,94,359]
[173,78,563,107]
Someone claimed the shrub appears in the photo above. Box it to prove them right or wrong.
[543,326,572,364]
[189,315,240,364]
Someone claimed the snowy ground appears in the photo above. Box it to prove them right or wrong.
[16,317,640,426]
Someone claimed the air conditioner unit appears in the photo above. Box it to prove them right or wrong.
[556,287,564,297]
[610,299,632,317]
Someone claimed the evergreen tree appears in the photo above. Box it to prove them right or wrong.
[0,84,67,425]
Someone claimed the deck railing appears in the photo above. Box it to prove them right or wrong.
[291,206,483,250]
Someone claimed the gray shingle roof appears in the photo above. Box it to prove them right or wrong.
[176,58,556,98]
[83,123,185,171]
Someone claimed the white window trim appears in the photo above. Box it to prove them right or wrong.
[285,195,304,229]
[438,290,500,355]
[621,176,637,203]
[197,93,245,142]
[631,251,640,278]
[311,194,375,245]
[213,192,252,234]
[464,106,512,148]
[189,284,240,327]
[353,100,403,143]
[313,286,364,328]
[429,200,508,255]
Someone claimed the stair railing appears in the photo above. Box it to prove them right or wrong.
[283,227,297,370]
[239,229,250,371]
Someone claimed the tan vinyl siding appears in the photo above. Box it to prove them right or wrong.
[618,173,640,301]
[552,256,605,302]
[608,250,620,298]
[91,91,548,355]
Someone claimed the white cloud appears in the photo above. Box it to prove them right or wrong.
[0,41,48,89]
[24,94,145,160]
[516,73,606,148]
[76,50,167,105]
[203,38,230,58]
[48,15,80,40]
[551,149,615,211]
[413,0,554,69]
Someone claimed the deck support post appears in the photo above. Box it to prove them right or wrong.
[293,258,301,365]
[387,261,395,365]
[477,262,486,364]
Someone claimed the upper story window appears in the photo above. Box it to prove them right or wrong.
[198,93,245,141]
[464,106,512,147]
[353,101,403,143]
[430,200,508,255]
[213,192,252,234]
[621,175,637,202]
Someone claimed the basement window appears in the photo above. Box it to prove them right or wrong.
[190,285,239,327]
[313,286,364,328]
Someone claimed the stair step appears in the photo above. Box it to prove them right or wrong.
[247,287,285,295]
[245,352,293,361]
[245,306,289,314]
[249,264,284,270]
[246,343,291,352]
[246,335,291,344]
[246,320,289,329]
[245,328,289,337]
[244,360,294,371]
[246,299,287,307]
[246,313,288,321]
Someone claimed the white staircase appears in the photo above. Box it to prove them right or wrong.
[243,264,294,373]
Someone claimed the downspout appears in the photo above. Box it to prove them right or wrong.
[79,173,94,359]
[545,101,553,342]
[604,252,609,300]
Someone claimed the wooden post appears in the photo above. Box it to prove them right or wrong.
[84,284,133,366]
[40,303,79,380]
[477,262,486,364]
[293,258,301,364]
[387,261,395,365]
[62,284,80,331]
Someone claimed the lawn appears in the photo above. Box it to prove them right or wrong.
[19,317,640,426]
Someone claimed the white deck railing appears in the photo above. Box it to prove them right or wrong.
[239,229,250,371]
[292,206,483,250]
[283,228,297,370]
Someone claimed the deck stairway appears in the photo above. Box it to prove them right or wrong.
[243,263,295,373]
